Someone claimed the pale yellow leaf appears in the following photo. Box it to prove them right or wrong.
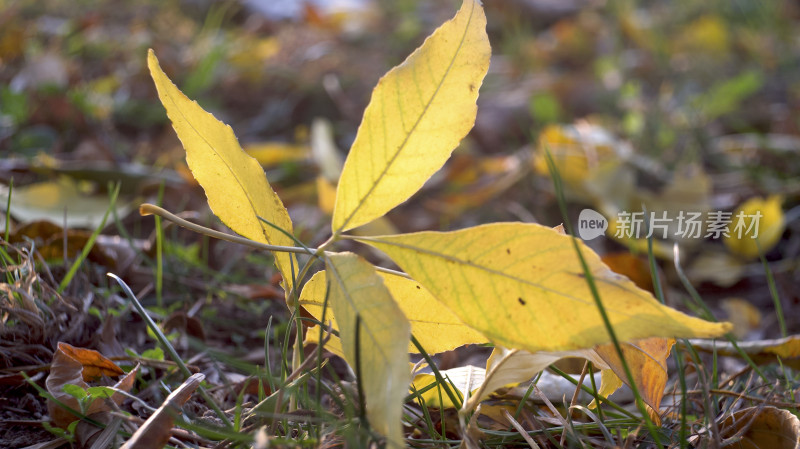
[332,0,490,233]
[724,195,785,258]
[244,142,309,166]
[148,50,298,291]
[0,177,132,229]
[325,253,410,448]
[411,365,485,409]
[300,269,487,354]
[355,223,731,353]
[463,346,605,411]
[688,334,800,370]
[592,368,623,407]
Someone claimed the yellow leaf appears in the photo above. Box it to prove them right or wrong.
[724,195,785,258]
[300,268,487,354]
[591,337,676,424]
[244,142,309,166]
[316,176,337,214]
[720,297,761,339]
[411,365,485,409]
[0,177,132,229]
[688,334,800,370]
[147,50,298,292]
[355,223,731,353]
[325,253,410,447]
[532,124,621,190]
[332,0,490,233]
[463,346,604,411]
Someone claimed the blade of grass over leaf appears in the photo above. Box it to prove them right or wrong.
[332,0,490,233]
[147,50,298,292]
[324,253,411,448]
[352,225,730,353]
[545,150,663,447]
[672,243,769,383]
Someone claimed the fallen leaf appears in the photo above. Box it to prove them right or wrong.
[0,177,131,229]
[411,365,485,409]
[464,346,604,411]
[687,335,800,370]
[332,0,490,233]
[724,195,785,258]
[244,142,309,166]
[714,406,800,449]
[46,342,138,428]
[532,123,623,193]
[121,373,205,449]
[148,50,298,292]
[720,298,762,339]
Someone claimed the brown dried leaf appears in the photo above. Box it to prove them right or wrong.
[46,342,136,428]
[717,406,800,449]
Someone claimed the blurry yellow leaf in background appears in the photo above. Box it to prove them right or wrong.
[0,177,131,229]
[316,176,337,214]
[674,15,730,56]
[533,124,621,189]
[720,297,762,339]
[724,195,785,258]
[244,142,309,166]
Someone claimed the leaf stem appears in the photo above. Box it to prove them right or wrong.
[140,203,314,254]
[142,204,412,280]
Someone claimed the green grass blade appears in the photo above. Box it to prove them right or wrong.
[107,272,233,429]
[58,182,121,294]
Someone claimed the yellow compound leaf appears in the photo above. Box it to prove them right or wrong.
[148,50,298,292]
[332,0,490,233]
[724,195,785,258]
[300,268,487,355]
[355,223,731,353]
[325,253,410,448]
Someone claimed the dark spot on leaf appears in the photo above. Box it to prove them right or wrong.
[469,83,475,91]
[416,285,421,289]
[506,248,511,255]
[518,297,526,305]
